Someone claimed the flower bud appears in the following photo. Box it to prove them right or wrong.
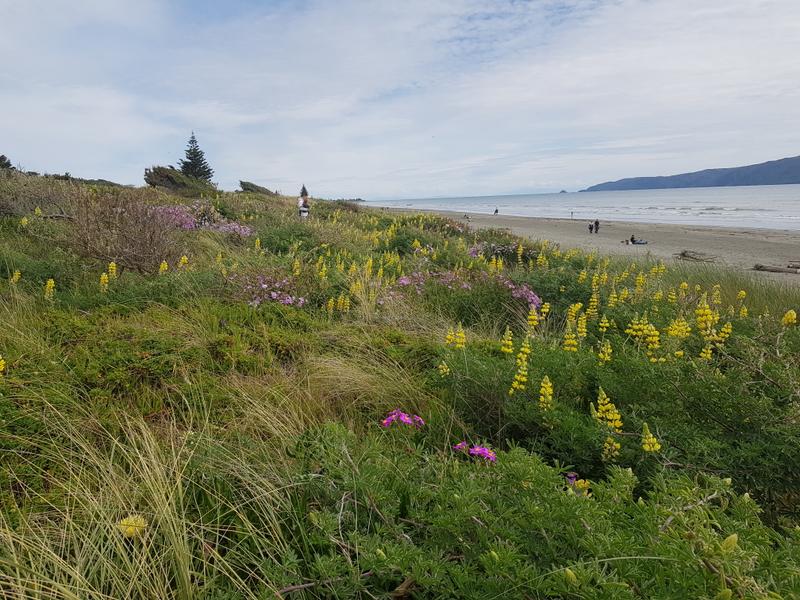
[721,533,738,553]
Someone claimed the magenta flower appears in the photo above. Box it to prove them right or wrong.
[452,441,497,462]
[381,409,425,428]
[468,445,497,462]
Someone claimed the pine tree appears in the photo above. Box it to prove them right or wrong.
[0,155,12,170]
[300,184,308,197]
[178,133,214,182]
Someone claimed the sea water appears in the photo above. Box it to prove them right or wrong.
[365,184,800,231]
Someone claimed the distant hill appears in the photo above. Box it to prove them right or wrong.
[582,155,800,192]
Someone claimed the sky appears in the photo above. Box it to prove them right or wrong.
[2,0,799,199]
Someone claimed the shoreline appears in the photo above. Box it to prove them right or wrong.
[384,207,800,284]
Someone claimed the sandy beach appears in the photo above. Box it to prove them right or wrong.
[391,209,800,284]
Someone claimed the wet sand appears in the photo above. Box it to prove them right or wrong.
[394,208,800,284]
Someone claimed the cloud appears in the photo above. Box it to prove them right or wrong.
[1,0,799,197]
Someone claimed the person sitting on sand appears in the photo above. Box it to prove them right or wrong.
[298,185,310,219]
[630,234,636,244]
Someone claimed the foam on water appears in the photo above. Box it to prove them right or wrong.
[366,184,800,231]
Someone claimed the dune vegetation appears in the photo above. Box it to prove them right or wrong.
[0,170,799,599]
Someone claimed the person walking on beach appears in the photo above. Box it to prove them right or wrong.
[594,219,600,234]
[298,185,310,219]
[588,222,594,234]
[493,207,499,215]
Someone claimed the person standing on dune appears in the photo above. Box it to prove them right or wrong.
[298,185,310,219]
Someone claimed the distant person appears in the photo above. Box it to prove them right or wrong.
[570,211,574,220]
[298,185,310,219]
[588,223,594,234]
[493,207,499,215]
[594,219,600,234]
[630,234,648,245]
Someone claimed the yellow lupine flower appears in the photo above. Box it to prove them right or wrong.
[43,278,55,300]
[595,388,623,432]
[699,344,713,360]
[597,339,612,364]
[739,305,748,318]
[107,262,118,279]
[641,422,661,452]
[539,302,550,318]
[326,297,335,316]
[99,272,109,293]
[508,362,528,395]
[562,322,578,352]
[19,216,29,227]
[602,436,620,462]
[9,270,21,285]
[516,336,531,367]
[782,309,797,327]
[576,313,587,339]
[538,375,553,410]
[117,514,147,539]
[34,206,42,216]
[254,237,261,251]
[500,327,514,354]
[437,361,451,377]
[453,324,466,349]
[159,260,169,274]
[0,354,5,377]
[178,255,189,269]
[527,306,539,330]
[598,315,610,333]
[666,317,692,339]
[736,290,746,301]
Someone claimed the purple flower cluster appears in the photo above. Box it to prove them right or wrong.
[153,204,197,229]
[501,278,542,308]
[381,409,425,428]
[152,202,254,237]
[394,270,540,308]
[396,271,472,295]
[453,441,497,462]
[242,274,306,307]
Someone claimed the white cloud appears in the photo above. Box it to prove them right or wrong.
[1,0,799,197]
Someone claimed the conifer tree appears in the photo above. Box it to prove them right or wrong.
[300,184,308,197]
[179,133,214,182]
[0,155,12,170]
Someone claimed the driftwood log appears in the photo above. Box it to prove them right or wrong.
[674,249,717,263]
[753,264,800,274]
[788,261,800,269]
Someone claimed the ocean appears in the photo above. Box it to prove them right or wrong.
[365,184,800,231]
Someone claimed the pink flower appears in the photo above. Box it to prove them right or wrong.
[381,409,425,428]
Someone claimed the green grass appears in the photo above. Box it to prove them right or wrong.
[0,182,799,598]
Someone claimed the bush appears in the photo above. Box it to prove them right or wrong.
[238,180,276,195]
[144,166,216,198]
[68,186,184,273]
[0,169,77,217]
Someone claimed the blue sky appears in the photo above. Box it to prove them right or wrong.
[2,0,799,199]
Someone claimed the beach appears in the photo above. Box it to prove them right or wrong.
[394,209,800,283]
